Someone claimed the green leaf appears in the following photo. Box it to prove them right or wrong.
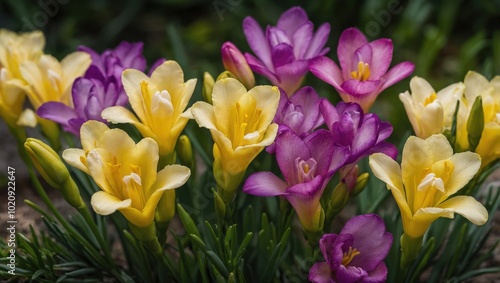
[178,204,201,238]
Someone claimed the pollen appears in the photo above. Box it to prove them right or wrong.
[424,93,437,106]
[342,246,361,266]
[350,61,371,81]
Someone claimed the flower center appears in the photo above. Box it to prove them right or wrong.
[350,61,371,81]
[233,93,262,148]
[424,93,437,106]
[123,164,146,210]
[414,160,454,211]
[342,246,361,266]
[296,157,317,183]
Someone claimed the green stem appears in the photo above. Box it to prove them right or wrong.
[78,206,114,263]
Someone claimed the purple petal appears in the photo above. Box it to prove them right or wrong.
[340,214,393,271]
[340,79,380,96]
[84,95,104,121]
[360,262,388,283]
[303,129,335,175]
[286,175,325,225]
[274,59,310,95]
[243,16,273,70]
[308,262,333,283]
[310,56,343,90]
[67,118,86,136]
[78,46,104,72]
[332,112,356,147]
[320,99,340,132]
[366,142,398,160]
[267,27,291,47]
[353,44,373,72]
[275,127,311,184]
[349,115,379,162]
[379,61,415,91]
[245,53,279,85]
[37,102,77,124]
[335,265,368,283]
[84,65,106,81]
[329,145,349,175]
[305,23,331,59]
[271,43,295,68]
[376,121,393,142]
[289,86,324,133]
[242,172,288,196]
[72,78,95,117]
[276,6,309,39]
[113,41,147,71]
[292,22,313,59]
[367,39,393,79]
[337,28,368,79]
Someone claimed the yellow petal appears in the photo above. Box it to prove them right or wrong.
[128,137,159,191]
[150,61,185,92]
[437,195,488,225]
[410,76,435,104]
[442,152,481,198]
[101,106,156,139]
[247,85,280,131]
[91,191,131,215]
[122,68,151,122]
[86,149,114,195]
[406,207,454,238]
[149,164,191,196]
[419,101,444,138]
[17,108,37,127]
[425,134,453,162]
[211,78,247,134]
[464,71,493,103]
[61,51,91,92]
[401,136,432,203]
[101,128,136,159]
[475,122,500,168]
[80,120,110,151]
[62,148,89,174]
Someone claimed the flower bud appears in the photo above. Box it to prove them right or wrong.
[467,95,484,151]
[155,190,176,224]
[202,72,215,104]
[177,135,195,171]
[351,172,370,197]
[221,42,255,89]
[216,70,236,81]
[329,182,349,212]
[24,138,84,208]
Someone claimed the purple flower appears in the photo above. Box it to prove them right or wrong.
[267,86,324,153]
[37,41,148,136]
[309,214,393,283]
[243,127,347,232]
[321,100,397,166]
[221,41,255,89]
[243,6,330,96]
[310,27,414,112]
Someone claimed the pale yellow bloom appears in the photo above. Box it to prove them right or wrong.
[63,121,191,227]
[399,76,463,138]
[0,68,25,128]
[102,60,196,157]
[0,29,45,80]
[189,78,279,201]
[369,134,487,238]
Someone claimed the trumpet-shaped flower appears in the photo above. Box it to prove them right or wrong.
[37,42,147,136]
[102,60,196,156]
[243,127,347,232]
[189,78,280,201]
[309,214,393,283]
[321,100,397,165]
[369,134,487,239]
[63,121,191,227]
[221,41,255,89]
[399,76,464,139]
[0,68,25,128]
[310,27,414,111]
[242,6,330,96]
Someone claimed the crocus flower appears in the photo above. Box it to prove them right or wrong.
[369,134,487,239]
[102,60,196,159]
[267,86,324,153]
[310,27,414,112]
[309,214,393,283]
[190,78,280,202]
[62,120,191,227]
[399,76,464,139]
[243,127,347,232]
[37,42,147,136]
[242,6,330,96]
[321,100,397,165]
[221,41,255,89]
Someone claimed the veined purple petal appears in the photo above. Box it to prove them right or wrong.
[367,39,393,79]
[268,27,292,48]
[289,86,324,133]
[276,6,309,39]
[286,175,325,223]
[320,99,340,132]
[353,44,373,72]
[292,22,313,59]
[376,121,393,142]
[332,112,356,147]
[349,115,379,162]
[72,78,95,117]
[340,214,393,271]
[308,262,333,283]
[310,56,343,91]
[67,118,87,136]
[366,141,398,160]
[361,262,388,283]
[84,95,104,121]
[243,16,273,70]
[305,23,331,59]
[243,172,288,196]
[271,43,295,68]
[274,60,310,95]
[275,127,311,185]
[379,61,415,91]
[336,265,368,283]
[340,79,380,96]
[303,129,335,176]
[113,41,147,71]
[245,53,279,84]
[337,28,368,79]
[37,102,77,124]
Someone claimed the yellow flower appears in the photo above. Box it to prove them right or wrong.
[0,29,45,80]
[0,68,25,128]
[456,71,500,167]
[369,134,487,239]
[399,76,464,138]
[189,78,279,201]
[62,121,191,227]
[102,60,196,158]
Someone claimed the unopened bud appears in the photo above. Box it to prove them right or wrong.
[155,190,176,224]
[351,172,370,197]
[216,70,236,81]
[467,96,484,151]
[202,72,215,104]
[177,135,195,171]
[221,42,255,89]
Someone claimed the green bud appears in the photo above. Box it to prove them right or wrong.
[202,72,215,104]
[400,233,423,270]
[212,187,226,220]
[155,190,176,224]
[351,172,370,197]
[467,96,484,151]
[129,222,163,256]
[176,135,195,170]
[329,182,349,212]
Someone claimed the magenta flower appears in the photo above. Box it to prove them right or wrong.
[321,100,397,166]
[309,214,393,283]
[37,41,147,136]
[243,127,347,232]
[221,41,255,89]
[243,6,330,96]
[267,86,324,153]
[310,27,414,111]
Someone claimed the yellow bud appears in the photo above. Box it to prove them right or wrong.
[212,188,226,220]
[202,72,215,104]
[329,182,349,212]
[176,135,195,170]
[155,190,176,224]
[467,96,484,151]
[216,70,236,81]
[351,172,370,197]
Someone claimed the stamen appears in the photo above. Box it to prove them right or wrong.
[342,246,361,266]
